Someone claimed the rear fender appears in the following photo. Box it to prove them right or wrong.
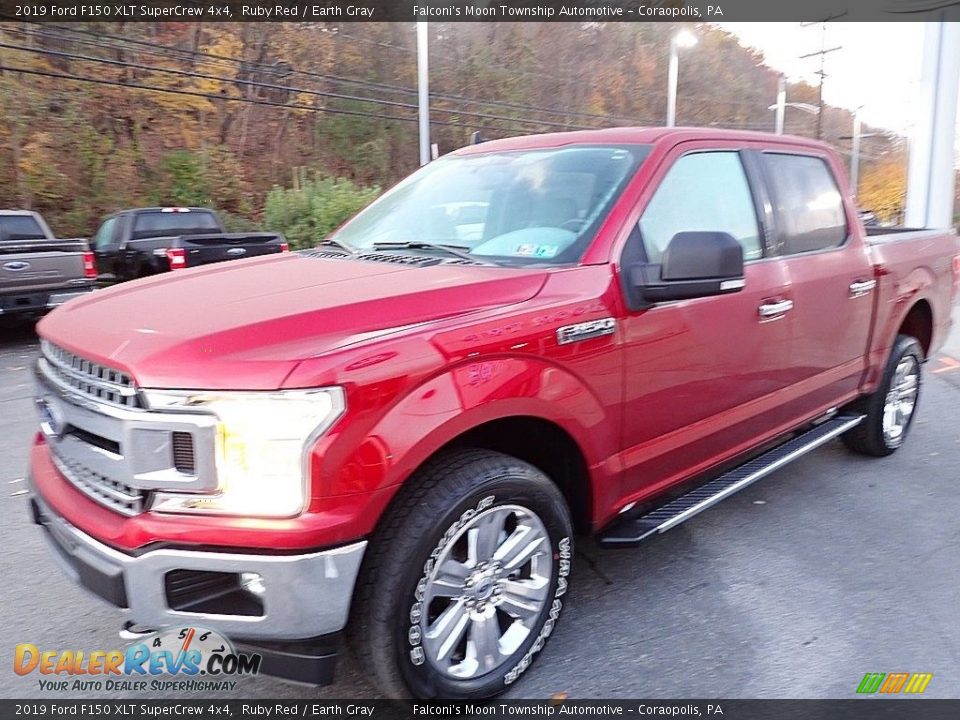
[865,265,936,390]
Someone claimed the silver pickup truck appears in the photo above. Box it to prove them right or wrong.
[0,210,95,322]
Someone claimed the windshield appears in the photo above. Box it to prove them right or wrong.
[330,145,650,265]
[131,211,221,240]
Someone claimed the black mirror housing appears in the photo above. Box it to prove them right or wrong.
[661,231,744,281]
[628,231,746,305]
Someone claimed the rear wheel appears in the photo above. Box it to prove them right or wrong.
[843,334,923,457]
[350,449,573,699]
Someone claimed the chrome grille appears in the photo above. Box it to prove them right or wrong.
[49,444,146,516]
[40,339,141,409]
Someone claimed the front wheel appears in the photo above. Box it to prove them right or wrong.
[843,334,923,457]
[350,449,573,699]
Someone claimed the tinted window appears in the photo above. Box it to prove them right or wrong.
[91,217,119,250]
[131,211,220,240]
[330,145,649,265]
[0,215,47,241]
[762,153,847,254]
[639,152,762,263]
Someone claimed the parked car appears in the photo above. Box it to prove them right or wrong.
[89,207,287,282]
[28,128,960,699]
[0,210,95,322]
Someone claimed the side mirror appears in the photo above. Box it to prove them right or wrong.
[629,231,745,304]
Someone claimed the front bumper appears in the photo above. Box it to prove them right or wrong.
[29,491,366,684]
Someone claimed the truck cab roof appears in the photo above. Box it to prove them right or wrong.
[454,126,833,156]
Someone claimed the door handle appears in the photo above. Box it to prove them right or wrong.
[758,299,794,318]
[849,279,877,297]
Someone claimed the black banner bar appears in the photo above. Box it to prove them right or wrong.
[4,701,960,720]
[2,0,960,22]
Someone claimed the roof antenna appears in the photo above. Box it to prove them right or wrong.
[469,131,486,145]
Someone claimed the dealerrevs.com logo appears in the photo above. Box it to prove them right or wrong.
[15,626,261,692]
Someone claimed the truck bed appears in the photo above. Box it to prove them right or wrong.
[127,231,286,272]
[0,238,94,316]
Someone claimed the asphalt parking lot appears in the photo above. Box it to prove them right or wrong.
[2,309,960,700]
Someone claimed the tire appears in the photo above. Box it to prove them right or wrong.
[349,449,573,699]
[843,334,923,457]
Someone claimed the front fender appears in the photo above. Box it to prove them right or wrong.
[312,356,618,534]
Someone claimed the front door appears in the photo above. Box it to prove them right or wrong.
[90,215,121,279]
[618,146,796,504]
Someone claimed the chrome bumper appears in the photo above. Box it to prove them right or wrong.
[46,289,94,309]
[30,493,366,641]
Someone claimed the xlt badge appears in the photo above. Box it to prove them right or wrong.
[556,318,616,345]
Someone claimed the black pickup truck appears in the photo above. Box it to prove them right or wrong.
[90,207,287,282]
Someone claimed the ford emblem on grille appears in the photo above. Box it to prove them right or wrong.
[36,396,66,438]
[3,260,30,271]
[227,247,247,256]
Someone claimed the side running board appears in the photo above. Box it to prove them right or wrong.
[598,415,864,547]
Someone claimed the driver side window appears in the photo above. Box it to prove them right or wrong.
[91,217,118,251]
[639,152,763,263]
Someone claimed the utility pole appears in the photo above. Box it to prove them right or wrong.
[799,20,842,139]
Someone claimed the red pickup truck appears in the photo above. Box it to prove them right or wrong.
[28,128,959,699]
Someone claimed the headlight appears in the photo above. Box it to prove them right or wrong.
[143,388,345,518]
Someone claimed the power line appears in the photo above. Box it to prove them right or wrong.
[27,23,654,127]
[0,39,602,134]
[0,62,534,138]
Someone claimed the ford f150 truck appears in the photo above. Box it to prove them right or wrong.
[90,207,288,282]
[27,128,960,699]
[0,210,95,321]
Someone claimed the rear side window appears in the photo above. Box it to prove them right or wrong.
[0,215,46,241]
[131,211,220,240]
[638,151,763,263]
[762,153,847,254]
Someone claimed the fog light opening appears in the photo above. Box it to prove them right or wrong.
[240,571,266,597]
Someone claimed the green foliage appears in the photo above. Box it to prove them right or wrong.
[264,170,380,250]
[220,211,262,233]
[151,151,211,207]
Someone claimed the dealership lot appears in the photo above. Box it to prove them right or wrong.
[3,310,960,700]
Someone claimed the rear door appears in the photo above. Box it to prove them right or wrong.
[618,144,797,500]
[757,150,874,412]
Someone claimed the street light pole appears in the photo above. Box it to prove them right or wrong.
[416,22,430,166]
[666,31,697,128]
[850,107,862,197]
[774,75,786,135]
[666,42,679,127]
[768,101,819,136]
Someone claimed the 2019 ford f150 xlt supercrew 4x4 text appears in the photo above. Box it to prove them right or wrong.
[27,128,960,699]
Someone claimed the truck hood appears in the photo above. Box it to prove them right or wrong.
[38,253,548,389]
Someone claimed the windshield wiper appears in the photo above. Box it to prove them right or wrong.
[370,241,497,265]
[318,237,357,254]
